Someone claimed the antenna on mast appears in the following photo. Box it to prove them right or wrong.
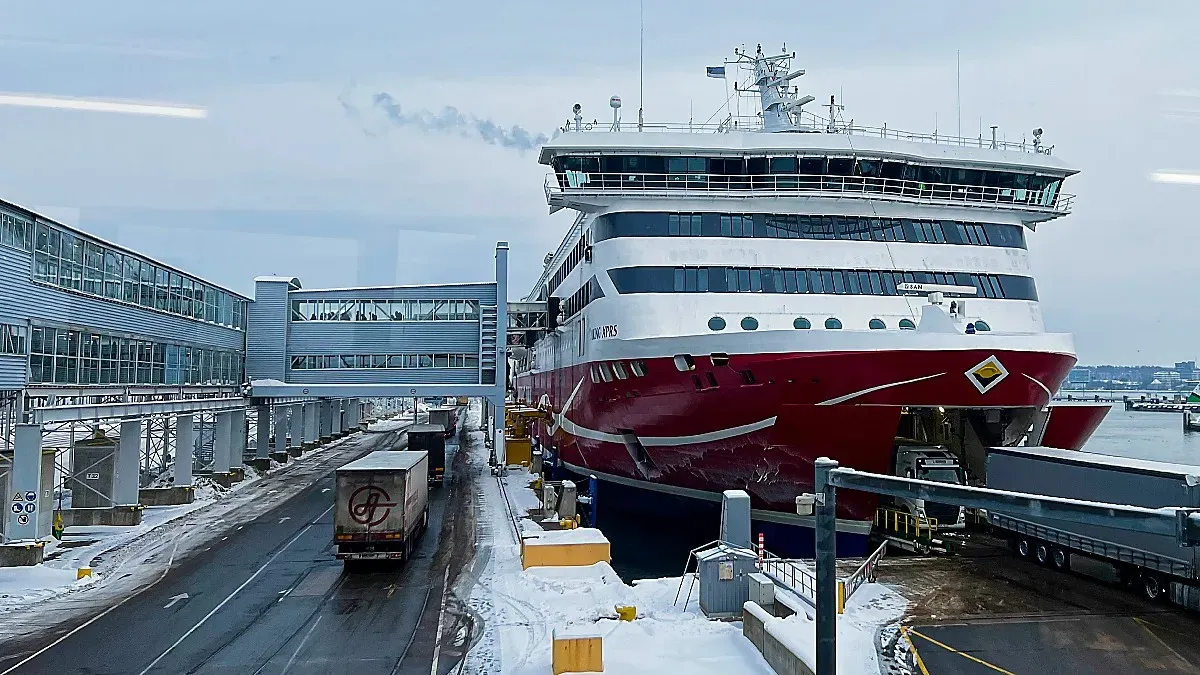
[956,50,962,137]
[638,0,644,131]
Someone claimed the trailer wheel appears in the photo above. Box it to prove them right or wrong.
[1142,574,1166,602]
[1052,547,1069,571]
[1015,537,1032,559]
[1035,542,1051,566]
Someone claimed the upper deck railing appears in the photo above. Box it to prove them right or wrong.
[559,113,1053,156]
[544,172,1073,215]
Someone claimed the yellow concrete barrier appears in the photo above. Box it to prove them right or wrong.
[552,627,603,675]
[77,567,93,580]
[615,605,636,621]
[521,529,611,570]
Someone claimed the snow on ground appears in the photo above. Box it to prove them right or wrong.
[459,408,774,675]
[0,429,361,616]
[765,583,908,674]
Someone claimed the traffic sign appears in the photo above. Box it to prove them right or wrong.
[25,491,36,502]
[10,503,23,514]
[23,503,36,514]
[16,514,28,526]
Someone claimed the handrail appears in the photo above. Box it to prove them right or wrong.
[841,541,888,609]
[544,172,1072,214]
[559,117,1049,154]
[758,550,817,606]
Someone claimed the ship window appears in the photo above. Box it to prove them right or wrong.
[827,158,854,176]
[770,157,798,173]
[899,318,916,330]
[793,317,811,329]
[708,316,726,331]
[869,318,886,330]
[825,318,843,329]
[674,354,696,372]
[612,361,628,380]
[631,360,648,377]
[598,362,613,382]
[740,316,759,331]
[974,320,992,332]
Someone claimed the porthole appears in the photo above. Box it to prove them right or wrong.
[740,316,759,331]
[708,316,726,331]
[899,318,916,330]
[974,320,991,332]
[869,318,886,330]
[793,317,811,329]
[674,354,696,372]
[825,318,843,329]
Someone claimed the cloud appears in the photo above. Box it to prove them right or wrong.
[364,92,548,152]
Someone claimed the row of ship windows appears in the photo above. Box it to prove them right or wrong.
[563,277,605,320]
[290,299,481,322]
[27,325,244,386]
[707,315,992,331]
[591,213,1026,249]
[606,267,1038,301]
[1,208,249,330]
[588,359,650,384]
[289,354,481,370]
[547,236,588,297]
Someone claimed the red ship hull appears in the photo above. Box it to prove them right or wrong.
[517,347,1097,534]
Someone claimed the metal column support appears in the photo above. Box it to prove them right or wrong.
[213,412,232,473]
[814,458,838,675]
[275,406,290,454]
[347,398,360,429]
[304,401,318,447]
[288,404,302,450]
[6,424,43,540]
[115,419,142,506]
[256,405,271,460]
[175,414,194,486]
[230,408,247,469]
[319,400,333,441]
[332,399,343,436]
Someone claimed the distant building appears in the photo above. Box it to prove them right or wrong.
[1152,370,1182,390]
[1067,367,1092,384]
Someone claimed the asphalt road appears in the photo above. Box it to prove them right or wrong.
[1,429,462,675]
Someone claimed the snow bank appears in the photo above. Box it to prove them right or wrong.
[523,527,608,546]
[0,563,96,607]
[752,583,907,674]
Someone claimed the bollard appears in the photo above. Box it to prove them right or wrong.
[615,605,636,621]
[77,567,93,580]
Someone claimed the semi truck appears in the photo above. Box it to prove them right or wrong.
[334,450,429,569]
[986,446,1200,606]
[427,406,459,438]
[406,423,447,485]
[890,446,967,530]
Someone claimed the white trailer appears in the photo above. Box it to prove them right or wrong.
[334,450,429,568]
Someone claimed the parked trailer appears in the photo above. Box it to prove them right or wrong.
[334,450,429,569]
[407,423,447,484]
[986,446,1200,605]
[427,406,458,438]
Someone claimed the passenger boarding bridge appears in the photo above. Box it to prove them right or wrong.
[0,195,517,550]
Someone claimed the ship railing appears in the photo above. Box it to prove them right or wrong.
[544,172,1073,214]
[560,116,1049,154]
[840,541,888,611]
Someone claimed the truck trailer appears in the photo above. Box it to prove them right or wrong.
[406,424,446,484]
[986,446,1200,605]
[334,450,429,569]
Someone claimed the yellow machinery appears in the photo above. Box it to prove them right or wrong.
[503,406,549,467]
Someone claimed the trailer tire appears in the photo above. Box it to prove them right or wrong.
[1052,547,1069,571]
[1015,537,1032,559]
[1035,542,1051,566]
[1142,574,1166,602]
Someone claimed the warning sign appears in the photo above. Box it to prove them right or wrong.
[348,486,396,527]
[12,492,22,502]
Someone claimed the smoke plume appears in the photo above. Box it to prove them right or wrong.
[370,92,548,152]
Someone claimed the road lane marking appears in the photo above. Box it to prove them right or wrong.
[1133,617,1194,669]
[136,504,335,675]
[900,627,931,675]
[430,567,451,675]
[1,524,188,675]
[908,628,1015,675]
[162,594,189,610]
[280,615,323,675]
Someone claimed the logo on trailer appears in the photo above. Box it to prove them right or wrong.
[348,485,397,527]
[966,355,1009,394]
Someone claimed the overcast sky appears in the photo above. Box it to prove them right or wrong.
[0,1,1195,365]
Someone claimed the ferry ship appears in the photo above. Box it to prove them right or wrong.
[511,45,1107,553]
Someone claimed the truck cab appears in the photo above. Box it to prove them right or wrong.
[892,446,967,530]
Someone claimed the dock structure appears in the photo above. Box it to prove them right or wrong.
[0,195,511,558]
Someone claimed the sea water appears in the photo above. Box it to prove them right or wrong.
[1082,408,1200,465]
